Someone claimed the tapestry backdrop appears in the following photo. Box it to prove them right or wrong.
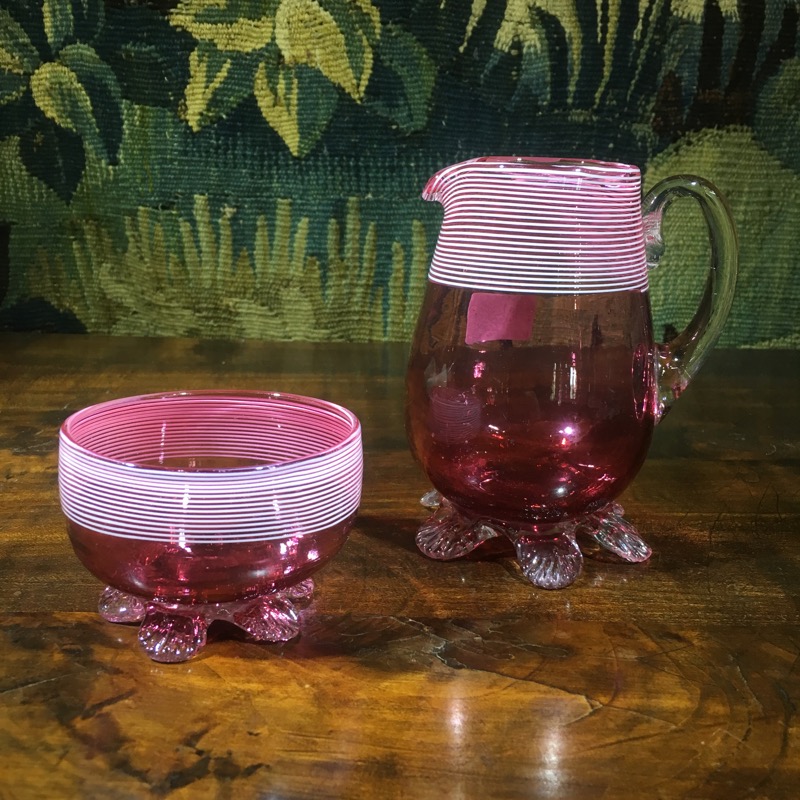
[0,0,798,346]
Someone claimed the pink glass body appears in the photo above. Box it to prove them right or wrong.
[406,285,656,526]
[67,517,355,604]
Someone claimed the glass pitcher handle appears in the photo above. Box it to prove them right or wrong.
[642,175,738,420]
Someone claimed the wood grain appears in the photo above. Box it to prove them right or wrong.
[1,333,799,799]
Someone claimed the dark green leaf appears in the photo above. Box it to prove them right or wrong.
[0,90,35,138]
[98,7,193,108]
[294,64,338,154]
[365,24,435,132]
[0,9,40,77]
[183,41,258,131]
[320,0,379,45]
[0,71,28,106]
[70,0,105,44]
[0,4,44,60]
[19,115,85,202]
[58,43,122,162]
[0,9,38,121]
[254,49,338,157]
[317,0,381,83]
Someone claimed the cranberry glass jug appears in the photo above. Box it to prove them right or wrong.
[406,156,737,589]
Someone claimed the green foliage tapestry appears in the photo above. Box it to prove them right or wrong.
[0,0,798,346]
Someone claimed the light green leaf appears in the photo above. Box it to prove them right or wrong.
[30,61,100,151]
[183,42,257,131]
[274,0,377,100]
[43,0,74,52]
[254,54,337,156]
[0,10,40,76]
[170,0,278,53]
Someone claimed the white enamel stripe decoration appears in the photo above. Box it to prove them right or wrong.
[423,156,649,294]
[58,392,363,544]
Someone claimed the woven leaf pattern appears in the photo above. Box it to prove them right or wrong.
[170,0,277,53]
[0,0,797,344]
[42,0,74,52]
[171,0,381,154]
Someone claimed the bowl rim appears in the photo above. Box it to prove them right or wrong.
[59,389,362,474]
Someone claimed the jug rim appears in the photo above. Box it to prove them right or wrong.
[452,155,640,172]
[423,155,649,295]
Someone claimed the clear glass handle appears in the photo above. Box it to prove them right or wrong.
[642,175,738,420]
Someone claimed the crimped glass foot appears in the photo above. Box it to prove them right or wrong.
[511,527,583,589]
[98,586,146,623]
[416,492,651,589]
[416,495,500,560]
[138,604,208,663]
[577,502,652,562]
[97,580,315,662]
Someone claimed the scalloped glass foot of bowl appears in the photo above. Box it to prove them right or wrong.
[59,392,362,662]
[416,492,651,589]
[97,581,314,663]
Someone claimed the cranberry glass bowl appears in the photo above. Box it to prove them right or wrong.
[59,391,362,662]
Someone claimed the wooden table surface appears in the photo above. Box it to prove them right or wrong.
[1,333,799,799]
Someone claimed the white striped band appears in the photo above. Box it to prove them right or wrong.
[58,392,363,543]
[424,156,649,294]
